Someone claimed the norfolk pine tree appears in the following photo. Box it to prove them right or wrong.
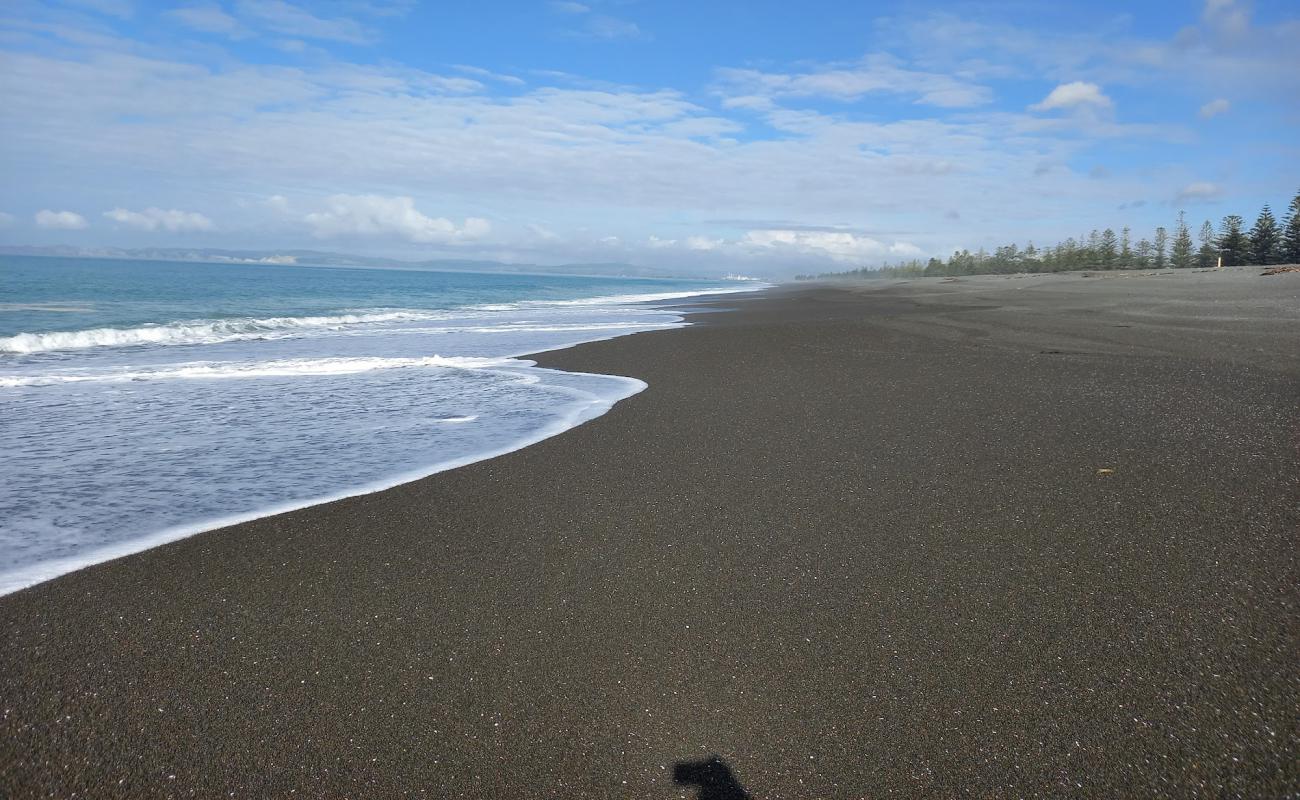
[1248,204,1281,265]
[1218,215,1247,266]
[1197,220,1216,267]
[1171,211,1194,268]
[1282,190,1300,263]
[1135,238,1153,268]
[1100,228,1118,268]
[803,189,1300,279]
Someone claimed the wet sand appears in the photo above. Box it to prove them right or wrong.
[2,267,1297,797]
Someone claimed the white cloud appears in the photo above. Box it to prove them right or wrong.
[884,5,1300,104]
[527,223,560,241]
[549,1,589,13]
[1030,81,1113,112]
[639,229,925,265]
[103,207,215,231]
[1174,182,1223,204]
[1202,0,1250,39]
[0,211,14,227]
[234,0,376,44]
[686,236,723,251]
[451,64,525,87]
[716,54,992,109]
[585,16,643,40]
[304,194,490,243]
[59,0,133,18]
[1198,98,1230,118]
[35,210,88,229]
[742,230,904,262]
[6,3,1294,276]
[167,4,247,37]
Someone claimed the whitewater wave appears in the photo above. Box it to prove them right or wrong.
[0,310,450,354]
[0,355,519,387]
[471,284,767,312]
[399,321,676,336]
[0,284,762,356]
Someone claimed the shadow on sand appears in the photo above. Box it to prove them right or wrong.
[673,756,751,799]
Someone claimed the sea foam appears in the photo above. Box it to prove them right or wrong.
[0,310,449,354]
[0,355,518,387]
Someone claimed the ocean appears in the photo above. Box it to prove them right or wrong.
[0,256,761,594]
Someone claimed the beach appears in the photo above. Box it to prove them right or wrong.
[2,267,1297,796]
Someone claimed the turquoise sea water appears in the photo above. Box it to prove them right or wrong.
[0,256,760,593]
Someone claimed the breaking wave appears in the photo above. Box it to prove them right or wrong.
[0,310,448,354]
[0,355,519,387]
[0,283,761,356]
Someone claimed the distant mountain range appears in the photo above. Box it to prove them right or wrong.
[0,245,719,280]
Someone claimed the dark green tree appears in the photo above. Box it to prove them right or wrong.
[1119,226,1132,267]
[1171,212,1194,267]
[1197,220,1216,267]
[1282,190,1300,263]
[1134,238,1153,268]
[1217,214,1247,266]
[1099,228,1118,268]
[1154,226,1168,268]
[1249,204,1281,265]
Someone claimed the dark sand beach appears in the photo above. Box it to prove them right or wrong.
[2,268,1297,797]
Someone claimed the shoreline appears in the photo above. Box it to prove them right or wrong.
[3,269,1296,797]
[0,284,767,596]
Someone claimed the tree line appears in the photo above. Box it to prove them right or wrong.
[798,189,1300,280]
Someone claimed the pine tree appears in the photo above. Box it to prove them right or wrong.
[1282,190,1300,264]
[1171,211,1194,268]
[1134,238,1153,268]
[1099,228,1118,269]
[1119,226,1132,268]
[1249,204,1281,265]
[1218,215,1247,266]
[1197,220,1216,267]
[1154,227,1168,268]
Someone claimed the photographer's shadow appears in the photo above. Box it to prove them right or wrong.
[673,755,751,800]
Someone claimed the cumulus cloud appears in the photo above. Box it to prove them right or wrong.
[304,194,490,243]
[686,235,723,251]
[35,210,88,229]
[103,207,215,231]
[741,229,916,262]
[1030,81,1113,112]
[1198,98,1230,118]
[639,228,924,265]
[1174,182,1223,204]
[0,211,14,227]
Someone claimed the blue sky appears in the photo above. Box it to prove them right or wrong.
[1,0,1297,276]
